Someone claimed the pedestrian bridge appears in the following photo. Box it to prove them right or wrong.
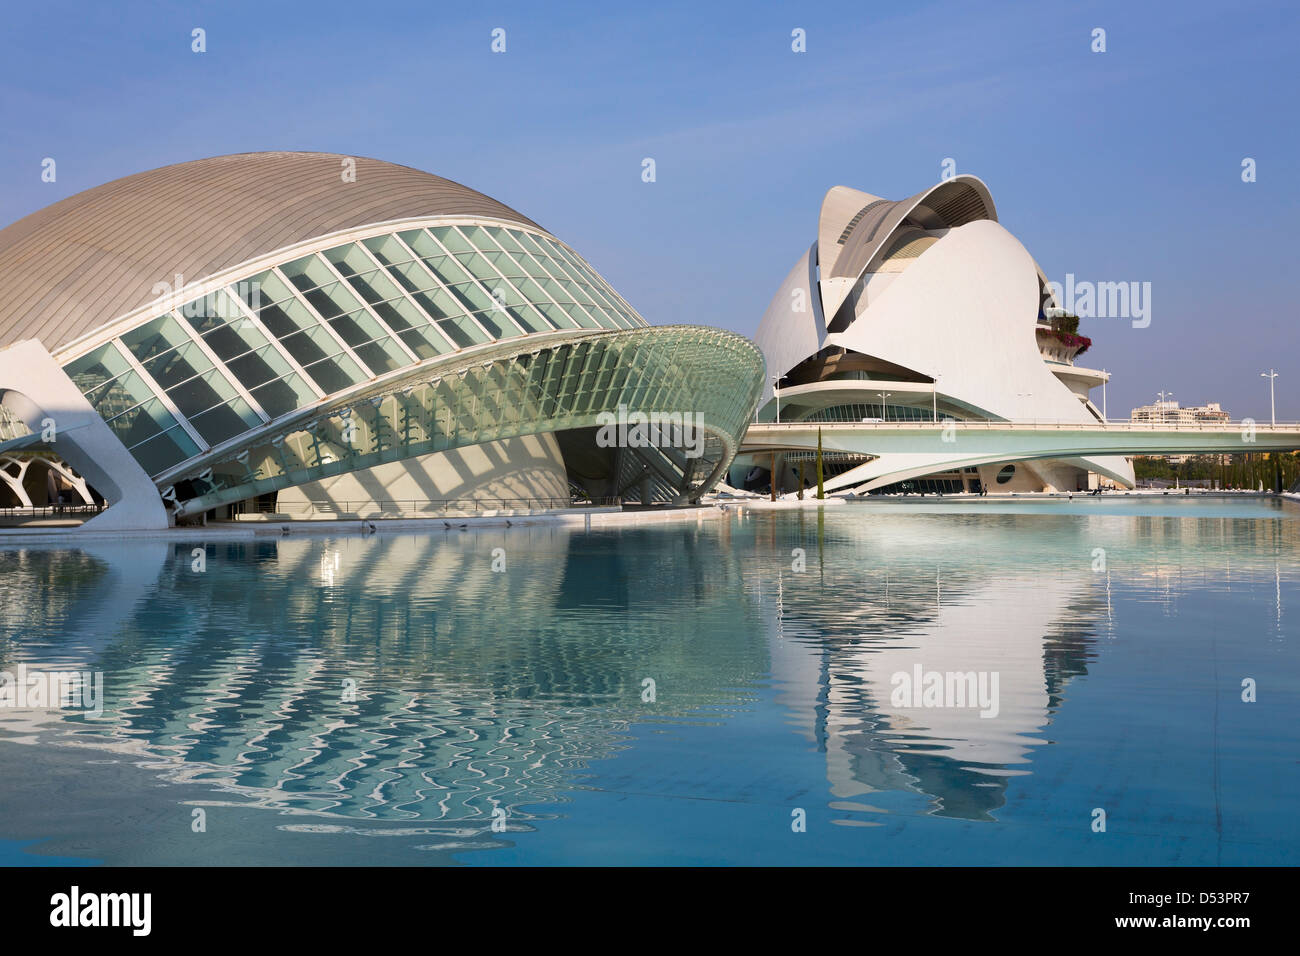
[740,420,1300,492]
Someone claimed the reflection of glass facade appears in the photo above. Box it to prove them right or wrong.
[62,221,646,477]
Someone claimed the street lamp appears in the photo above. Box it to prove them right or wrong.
[1261,369,1278,426]
[1157,390,1174,425]
[773,376,781,424]
[932,375,940,422]
[1101,369,1107,421]
[878,391,892,422]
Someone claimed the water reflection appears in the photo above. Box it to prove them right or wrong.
[0,502,1295,860]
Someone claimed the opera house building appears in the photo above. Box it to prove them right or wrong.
[740,175,1134,495]
[0,153,764,530]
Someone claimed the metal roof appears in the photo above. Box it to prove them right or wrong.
[0,152,542,352]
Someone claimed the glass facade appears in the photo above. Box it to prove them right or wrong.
[61,221,648,477]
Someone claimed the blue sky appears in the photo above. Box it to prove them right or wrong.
[1,0,1296,417]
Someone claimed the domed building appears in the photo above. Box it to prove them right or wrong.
[0,152,763,529]
[740,175,1134,495]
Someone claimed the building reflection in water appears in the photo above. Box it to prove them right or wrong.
[0,505,1291,845]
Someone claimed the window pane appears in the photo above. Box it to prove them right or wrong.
[180,290,244,334]
[128,425,200,476]
[257,297,317,338]
[301,281,363,321]
[322,243,376,276]
[166,367,240,418]
[203,318,270,363]
[225,344,294,390]
[280,255,335,292]
[364,234,415,266]
[486,226,524,253]
[85,369,154,418]
[353,338,409,373]
[106,398,178,447]
[303,353,366,393]
[239,270,296,309]
[428,226,472,254]
[251,374,316,418]
[188,398,260,447]
[398,228,445,259]
[386,260,440,294]
[121,314,190,363]
[279,325,343,367]
[340,268,403,306]
[65,342,133,393]
[144,340,214,390]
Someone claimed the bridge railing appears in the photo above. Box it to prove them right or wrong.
[747,420,1299,430]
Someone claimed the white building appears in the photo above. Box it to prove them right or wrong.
[739,175,1134,494]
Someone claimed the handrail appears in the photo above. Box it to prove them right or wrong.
[232,496,623,516]
[746,420,1300,430]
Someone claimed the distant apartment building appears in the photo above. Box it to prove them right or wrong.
[1130,401,1231,463]
[1130,400,1230,426]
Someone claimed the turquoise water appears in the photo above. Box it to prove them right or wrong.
[0,497,1296,865]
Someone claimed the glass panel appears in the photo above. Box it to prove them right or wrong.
[511,230,549,256]
[280,254,336,293]
[303,353,366,393]
[301,281,363,321]
[423,255,471,287]
[444,281,493,313]
[121,314,190,363]
[166,367,241,418]
[429,225,472,254]
[128,425,200,476]
[329,308,394,350]
[437,316,487,349]
[408,287,460,320]
[353,338,408,374]
[106,398,177,447]
[364,234,415,266]
[397,326,450,359]
[257,297,317,338]
[239,270,296,309]
[188,398,260,447]
[278,325,345,368]
[386,260,440,294]
[481,248,524,276]
[398,228,446,259]
[65,343,134,395]
[180,290,244,333]
[485,226,524,253]
[202,318,270,363]
[542,302,596,330]
[454,251,500,283]
[469,309,509,339]
[322,243,376,277]
[225,344,295,391]
[251,374,316,419]
[84,369,154,418]
[340,268,403,306]
[144,340,214,390]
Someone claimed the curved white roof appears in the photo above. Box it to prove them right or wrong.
[0,152,542,351]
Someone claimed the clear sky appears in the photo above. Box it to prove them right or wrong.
[1,0,1295,418]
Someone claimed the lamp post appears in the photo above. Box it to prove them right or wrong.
[932,375,939,422]
[878,391,892,422]
[1261,369,1278,426]
[773,376,781,425]
[1157,390,1174,425]
[1101,369,1107,421]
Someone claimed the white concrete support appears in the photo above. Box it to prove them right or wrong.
[0,339,168,529]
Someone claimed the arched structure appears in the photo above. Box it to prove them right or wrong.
[0,152,764,528]
[742,174,1132,494]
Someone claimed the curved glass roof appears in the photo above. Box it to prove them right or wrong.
[61,220,647,478]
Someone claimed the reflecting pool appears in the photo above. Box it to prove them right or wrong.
[1,497,1296,865]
